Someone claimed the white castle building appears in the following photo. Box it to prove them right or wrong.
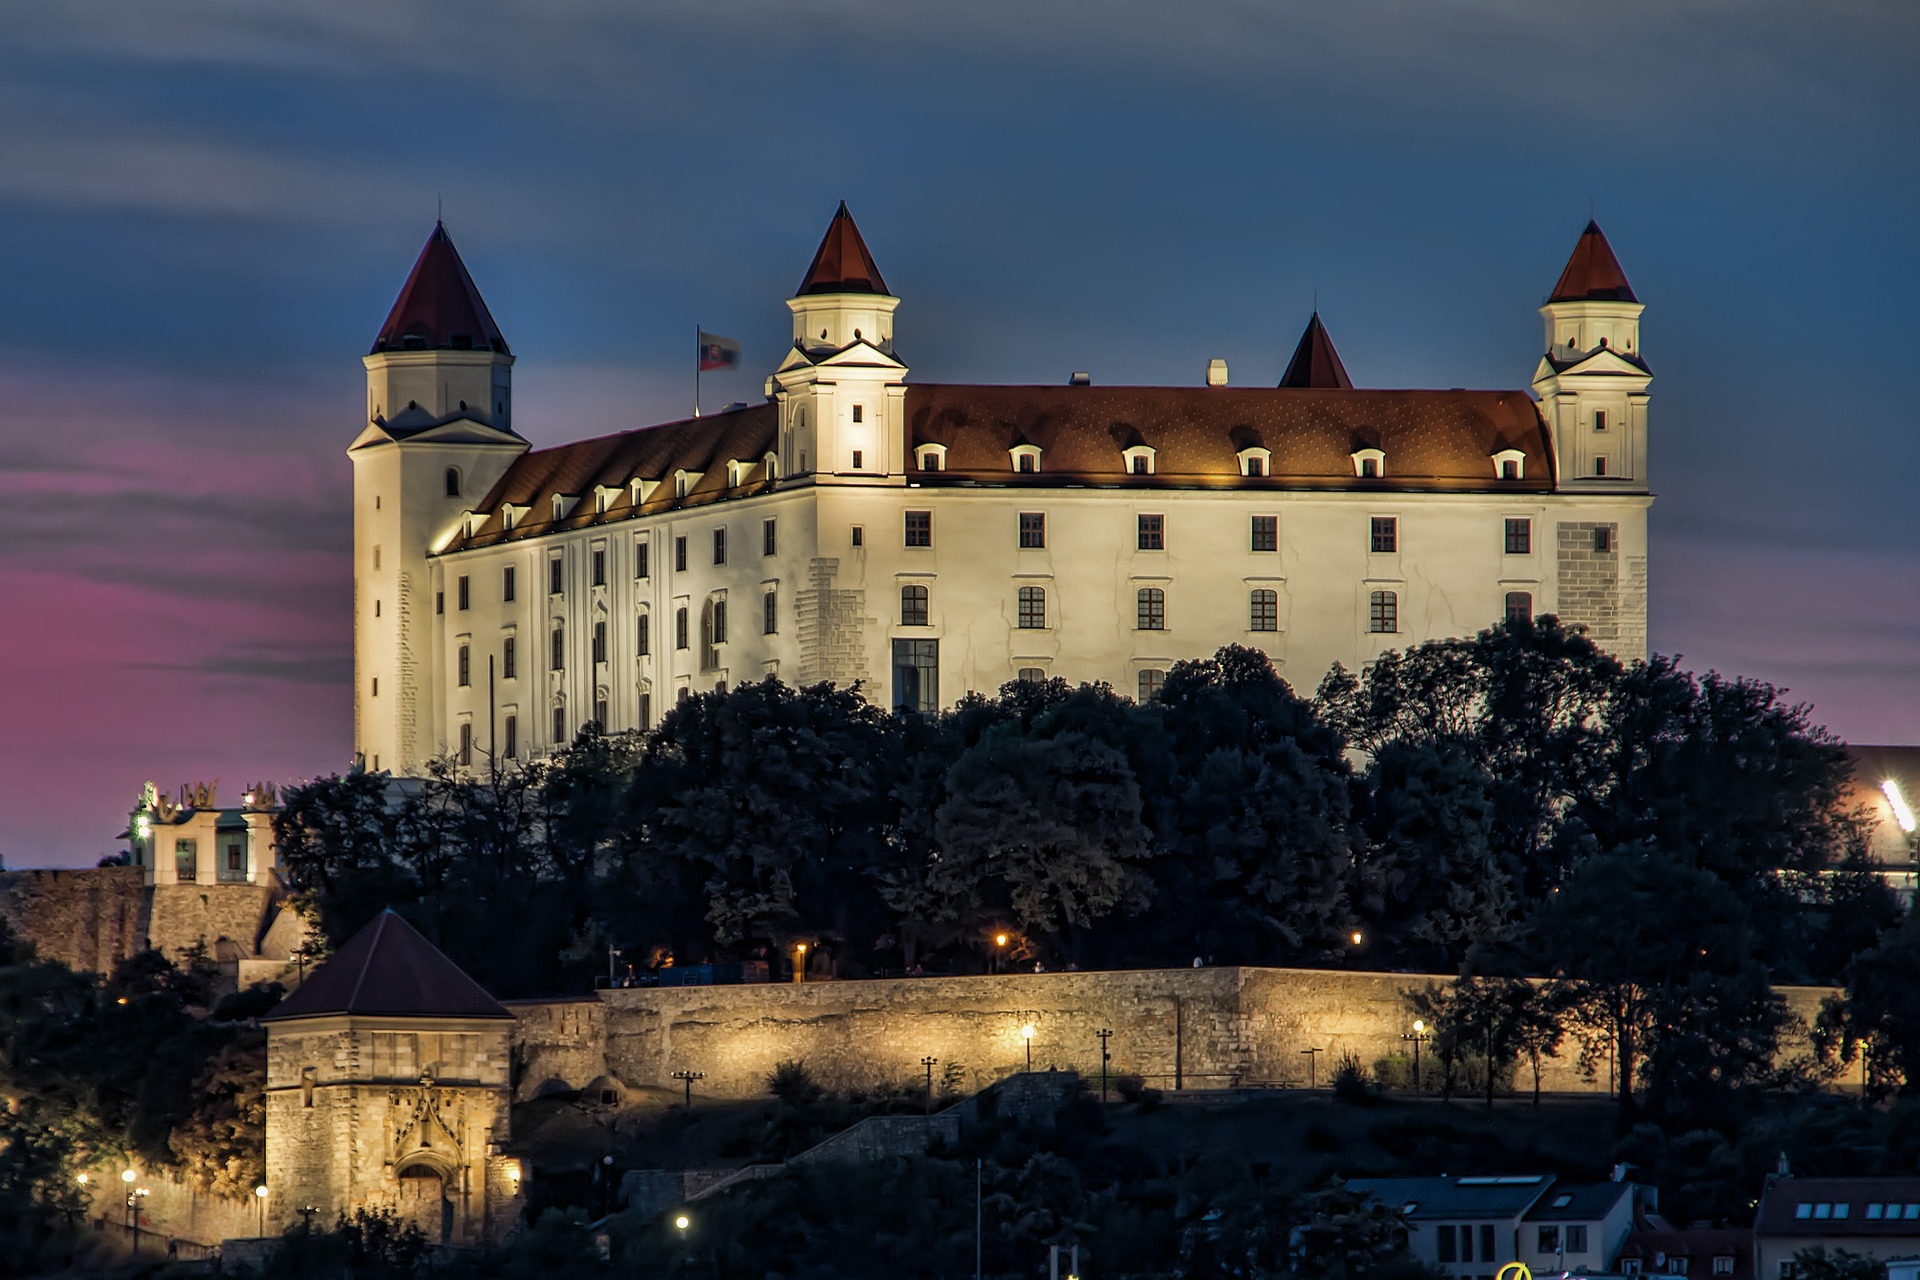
[351,206,1652,775]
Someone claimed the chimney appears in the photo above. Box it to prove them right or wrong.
[1206,359,1228,387]
[1068,372,1091,386]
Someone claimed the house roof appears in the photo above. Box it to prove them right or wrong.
[370,222,511,356]
[1619,1228,1753,1280]
[797,202,890,297]
[441,382,1554,554]
[1755,1177,1920,1236]
[1349,1175,1555,1220]
[1525,1182,1634,1221]
[1549,221,1638,304]
[261,910,513,1023]
[1279,312,1355,389]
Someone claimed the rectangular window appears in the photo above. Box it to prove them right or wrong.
[713,528,727,565]
[637,541,650,579]
[175,837,197,881]
[504,713,517,758]
[1369,589,1398,633]
[1593,526,1614,552]
[503,635,517,679]
[1018,453,1036,473]
[504,565,516,602]
[1794,1205,1812,1220]
[1480,1225,1495,1262]
[1370,516,1397,553]
[637,693,651,732]
[458,644,471,687]
[1714,1260,1734,1276]
[1137,586,1165,630]
[905,510,932,547]
[1538,1228,1560,1254]
[549,557,564,595]
[1504,517,1531,554]
[763,591,778,635]
[1250,589,1278,632]
[1500,458,1520,480]
[592,548,606,586]
[1017,586,1047,629]
[1565,1226,1587,1253]
[592,620,607,664]
[675,536,688,572]
[550,625,565,671]
[372,677,378,697]
[712,599,728,645]
[675,606,689,650]
[1018,667,1045,683]
[553,705,566,744]
[375,599,381,617]
[219,837,246,882]
[852,525,864,547]
[1437,1227,1457,1264]
[638,613,651,656]
[457,575,470,611]
[892,638,939,713]
[1461,1224,1474,1262]
[1019,512,1046,549]
[594,694,608,727]
[852,404,864,423]
[1505,591,1532,626]
[763,518,777,556]
[1594,455,1609,477]
[900,584,929,627]
[1251,515,1277,552]
[436,590,444,615]
[1594,409,1609,432]
[1137,514,1165,550]
[458,722,472,767]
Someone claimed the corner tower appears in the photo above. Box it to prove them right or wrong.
[352,224,528,775]
[1532,221,1652,492]
[771,203,909,481]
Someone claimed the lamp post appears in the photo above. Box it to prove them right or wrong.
[672,1069,706,1109]
[792,942,807,984]
[1301,1046,1323,1090]
[673,1212,692,1280]
[255,1184,268,1237]
[993,933,1009,975]
[922,1056,938,1114]
[1096,1028,1113,1104]
[1022,1023,1035,1073]
[1402,1019,1431,1099]
[121,1170,139,1257]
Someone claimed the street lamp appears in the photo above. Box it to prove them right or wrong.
[255,1184,268,1237]
[1022,1023,1036,1072]
[994,933,1009,974]
[792,942,807,984]
[672,1069,706,1109]
[1402,1019,1431,1099]
[921,1056,939,1115]
[1350,930,1364,947]
[1096,1028,1114,1103]
[1301,1046,1323,1090]
[675,1214,690,1232]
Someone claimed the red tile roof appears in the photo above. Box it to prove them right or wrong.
[1549,221,1638,304]
[370,222,511,356]
[446,383,1552,553]
[797,202,890,297]
[1619,1228,1753,1280]
[1755,1177,1920,1237]
[262,910,512,1022]
[1279,312,1355,389]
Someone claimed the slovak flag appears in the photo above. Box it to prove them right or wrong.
[698,331,742,372]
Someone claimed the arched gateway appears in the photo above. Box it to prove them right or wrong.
[261,911,524,1244]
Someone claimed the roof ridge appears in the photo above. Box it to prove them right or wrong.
[344,911,389,1012]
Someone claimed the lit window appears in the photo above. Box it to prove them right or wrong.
[905,510,932,547]
[901,584,929,626]
[1019,512,1046,549]
[1369,590,1397,634]
[1250,589,1278,633]
[1504,518,1531,554]
[1137,668,1165,702]
[1137,514,1165,551]
[1136,587,1165,630]
[1251,515,1277,552]
[1018,586,1047,630]
[1370,516,1397,553]
[1505,591,1532,626]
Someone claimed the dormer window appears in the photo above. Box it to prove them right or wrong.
[1352,448,1385,479]
[1011,444,1043,474]
[551,494,579,522]
[916,444,948,472]
[762,451,780,482]
[445,467,462,498]
[674,469,703,499]
[726,459,751,487]
[629,476,659,507]
[1237,447,1272,478]
[594,485,621,515]
[1491,449,1527,481]
[502,504,526,532]
[1122,445,1156,476]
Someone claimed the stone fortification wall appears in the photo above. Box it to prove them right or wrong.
[525,968,1843,1103]
[0,867,149,975]
[79,1167,260,1249]
[146,881,276,963]
[507,998,607,1101]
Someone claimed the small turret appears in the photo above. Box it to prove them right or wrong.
[1532,221,1651,491]
[1278,312,1354,389]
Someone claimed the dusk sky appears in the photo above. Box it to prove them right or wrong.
[1,2,1916,866]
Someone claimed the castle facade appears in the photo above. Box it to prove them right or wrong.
[352,208,1653,775]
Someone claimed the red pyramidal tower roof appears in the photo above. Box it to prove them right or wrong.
[797,201,890,297]
[1549,221,1638,304]
[370,222,511,356]
[1278,312,1354,389]
[261,910,512,1023]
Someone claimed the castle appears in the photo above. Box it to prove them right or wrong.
[351,208,1653,775]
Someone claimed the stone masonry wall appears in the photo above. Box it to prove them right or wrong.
[1556,521,1620,643]
[523,968,1843,1103]
[507,998,607,1101]
[0,867,150,975]
[147,882,277,964]
[796,557,868,687]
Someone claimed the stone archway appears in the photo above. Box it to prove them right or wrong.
[394,1157,455,1244]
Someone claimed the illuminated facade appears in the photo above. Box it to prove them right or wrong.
[351,210,1654,776]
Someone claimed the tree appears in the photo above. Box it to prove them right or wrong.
[1789,1249,1887,1280]
[166,1030,266,1197]
[1815,908,1920,1098]
[1408,976,1549,1110]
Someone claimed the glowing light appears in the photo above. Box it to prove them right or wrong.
[995,933,1009,948]
[1350,931,1364,946]
[794,943,806,954]
[256,1185,269,1199]
[1022,1023,1035,1041]
[1883,780,1917,834]
[76,1173,88,1185]
[1413,1019,1425,1034]
[674,1214,691,1231]
[121,1169,137,1184]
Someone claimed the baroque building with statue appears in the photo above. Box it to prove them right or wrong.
[351,207,1652,775]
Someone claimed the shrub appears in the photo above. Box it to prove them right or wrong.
[766,1060,822,1107]
[1333,1052,1380,1105]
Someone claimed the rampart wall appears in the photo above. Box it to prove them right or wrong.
[0,866,280,977]
[512,968,1839,1103]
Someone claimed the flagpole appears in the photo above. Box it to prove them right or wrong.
[694,323,701,419]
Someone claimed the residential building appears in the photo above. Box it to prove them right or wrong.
[1754,1177,1920,1280]
[1523,1181,1638,1275]
[1617,1226,1754,1280]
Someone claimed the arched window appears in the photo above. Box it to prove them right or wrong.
[900,584,929,626]
[550,622,565,671]
[1369,590,1398,634]
[445,467,462,498]
[1017,586,1047,630]
[1136,587,1165,631]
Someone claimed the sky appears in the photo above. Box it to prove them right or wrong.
[1,1,1916,866]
